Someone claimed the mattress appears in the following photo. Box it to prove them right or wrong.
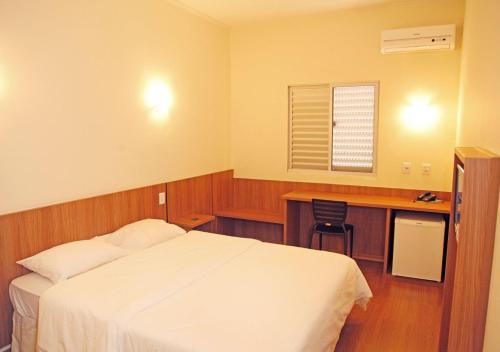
[38,231,372,352]
[9,272,54,319]
[9,272,54,352]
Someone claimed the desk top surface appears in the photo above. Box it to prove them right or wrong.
[282,191,451,214]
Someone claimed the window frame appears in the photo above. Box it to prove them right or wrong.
[287,81,379,175]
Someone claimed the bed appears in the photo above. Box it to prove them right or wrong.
[11,230,372,352]
[9,273,53,352]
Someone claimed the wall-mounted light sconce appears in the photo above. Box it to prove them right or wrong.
[401,96,439,132]
[144,79,172,120]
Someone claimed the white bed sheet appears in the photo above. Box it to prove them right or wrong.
[9,272,54,352]
[38,231,372,352]
[10,272,54,319]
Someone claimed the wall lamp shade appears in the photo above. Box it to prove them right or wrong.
[144,79,173,119]
[402,97,439,132]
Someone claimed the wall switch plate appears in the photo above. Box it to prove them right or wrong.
[158,192,166,205]
[422,163,432,175]
[401,162,411,174]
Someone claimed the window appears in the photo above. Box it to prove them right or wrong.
[288,82,378,173]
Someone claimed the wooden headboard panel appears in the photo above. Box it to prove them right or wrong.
[167,172,214,222]
[0,183,166,347]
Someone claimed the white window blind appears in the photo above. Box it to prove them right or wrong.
[332,85,376,172]
[289,85,331,171]
[288,83,377,173]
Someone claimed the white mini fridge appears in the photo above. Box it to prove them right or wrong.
[392,212,445,281]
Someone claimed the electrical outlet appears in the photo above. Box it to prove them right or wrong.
[422,163,431,175]
[158,192,166,205]
[401,162,411,174]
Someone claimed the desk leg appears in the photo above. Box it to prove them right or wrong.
[383,208,392,274]
[284,200,300,246]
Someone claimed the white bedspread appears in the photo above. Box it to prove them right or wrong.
[38,231,372,352]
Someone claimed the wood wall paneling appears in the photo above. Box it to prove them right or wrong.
[212,170,234,211]
[215,216,235,236]
[216,217,283,244]
[214,174,450,263]
[0,184,166,347]
[166,173,213,222]
[230,177,450,216]
[231,178,292,214]
[232,221,283,244]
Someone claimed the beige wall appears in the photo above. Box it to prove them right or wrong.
[230,0,464,192]
[0,0,231,215]
[455,0,500,350]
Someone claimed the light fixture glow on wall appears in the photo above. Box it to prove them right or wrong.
[401,96,439,132]
[144,79,172,119]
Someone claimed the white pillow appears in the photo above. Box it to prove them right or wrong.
[93,232,113,241]
[105,219,185,251]
[17,239,128,283]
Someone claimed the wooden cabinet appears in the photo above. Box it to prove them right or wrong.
[440,147,500,352]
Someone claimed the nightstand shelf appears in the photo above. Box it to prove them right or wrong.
[170,214,215,231]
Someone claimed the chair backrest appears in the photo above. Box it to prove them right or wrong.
[312,199,348,226]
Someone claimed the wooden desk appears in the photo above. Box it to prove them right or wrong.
[282,191,451,273]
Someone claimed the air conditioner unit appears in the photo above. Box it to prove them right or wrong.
[381,24,456,54]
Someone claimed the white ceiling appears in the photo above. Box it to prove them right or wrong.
[172,0,397,25]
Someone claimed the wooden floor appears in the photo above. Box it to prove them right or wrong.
[336,261,443,352]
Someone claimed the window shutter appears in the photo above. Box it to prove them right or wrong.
[289,85,331,171]
[331,85,376,172]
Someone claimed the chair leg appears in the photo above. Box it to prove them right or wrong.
[309,230,314,249]
[319,233,323,250]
